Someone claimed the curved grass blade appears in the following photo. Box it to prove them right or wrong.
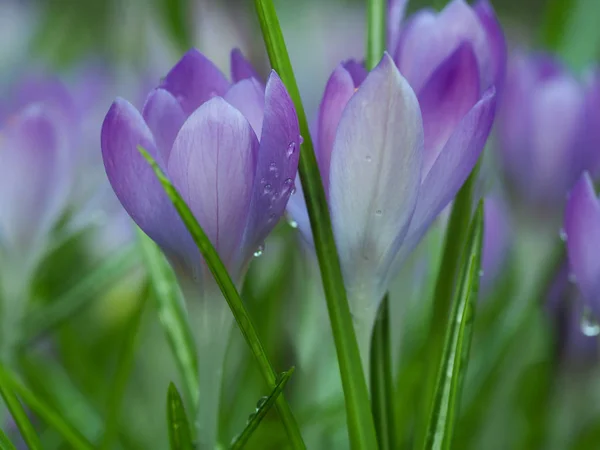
[0,376,41,450]
[0,364,95,450]
[100,283,149,450]
[230,367,295,450]
[0,427,16,450]
[423,202,484,450]
[252,2,377,448]
[370,295,397,450]
[138,230,199,417]
[167,383,194,450]
[23,245,140,343]
[138,146,305,449]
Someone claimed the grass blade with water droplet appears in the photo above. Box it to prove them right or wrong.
[230,367,295,450]
[0,374,41,450]
[423,201,484,450]
[0,363,95,450]
[167,383,194,450]
[137,230,199,418]
[137,146,305,449]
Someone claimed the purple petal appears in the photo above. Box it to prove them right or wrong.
[474,0,507,92]
[316,65,356,195]
[481,196,511,293]
[565,173,600,316]
[223,78,266,140]
[159,49,230,116]
[101,99,191,261]
[395,0,488,93]
[286,174,313,245]
[408,87,496,240]
[342,59,368,87]
[241,71,300,256]
[230,48,262,83]
[418,42,480,178]
[329,53,423,294]
[387,0,409,53]
[168,97,258,272]
[0,106,70,251]
[142,88,186,161]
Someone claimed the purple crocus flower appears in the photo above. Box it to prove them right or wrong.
[388,0,506,95]
[564,172,600,320]
[481,195,511,294]
[288,52,497,363]
[498,53,600,207]
[101,49,299,446]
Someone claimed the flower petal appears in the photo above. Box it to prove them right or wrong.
[142,88,186,161]
[565,173,600,316]
[223,78,265,140]
[387,0,409,52]
[241,71,300,256]
[101,98,189,259]
[408,87,496,242]
[474,0,507,92]
[316,65,356,195]
[168,97,258,272]
[329,53,423,294]
[230,48,262,83]
[159,49,230,116]
[418,42,480,178]
[342,60,368,87]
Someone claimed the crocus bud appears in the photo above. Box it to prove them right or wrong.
[389,0,506,95]
[288,53,496,364]
[102,49,300,285]
[498,54,600,207]
[564,172,600,319]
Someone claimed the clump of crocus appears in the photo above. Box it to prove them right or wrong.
[288,49,497,364]
[101,48,300,447]
[498,53,600,208]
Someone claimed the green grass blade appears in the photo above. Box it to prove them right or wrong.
[100,283,149,450]
[423,202,484,450]
[230,367,295,450]
[0,364,95,450]
[370,294,397,450]
[0,427,16,450]
[366,0,386,70]
[23,245,140,343]
[0,375,41,450]
[138,230,199,416]
[252,2,377,448]
[167,383,194,450]
[137,146,305,449]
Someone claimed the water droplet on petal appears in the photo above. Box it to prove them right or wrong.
[287,142,296,158]
[559,228,567,241]
[253,244,265,258]
[365,155,372,162]
[375,209,382,216]
[268,213,276,222]
[263,184,273,194]
[581,306,600,336]
[299,135,304,145]
[288,218,298,229]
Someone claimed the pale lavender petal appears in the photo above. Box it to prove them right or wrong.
[481,196,511,292]
[474,0,506,92]
[142,88,186,161]
[0,106,70,251]
[168,97,258,272]
[329,53,423,294]
[395,0,489,93]
[286,175,313,245]
[159,49,230,116]
[408,87,496,240]
[223,78,265,140]
[316,65,356,194]
[418,42,480,177]
[230,48,262,83]
[565,173,600,316]
[342,60,368,87]
[387,0,409,52]
[241,71,300,257]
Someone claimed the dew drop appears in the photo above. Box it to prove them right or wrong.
[375,209,382,216]
[287,142,296,158]
[256,396,269,409]
[288,218,298,229]
[247,412,257,424]
[559,228,567,241]
[580,306,600,336]
[253,244,265,258]
[268,213,276,222]
[299,135,304,144]
[263,184,273,194]
[365,155,372,162]
[260,177,267,184]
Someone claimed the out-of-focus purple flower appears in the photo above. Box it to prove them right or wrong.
[287,53,496,360]
[481,195,511,293]
[102,49,300,284]
[388,0,506,95]
[564,172,600,318]
[498,53,600,207]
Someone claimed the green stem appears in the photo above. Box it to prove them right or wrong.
[253,1,378,448]
[366,0,386,70]
[370,294,397,450]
